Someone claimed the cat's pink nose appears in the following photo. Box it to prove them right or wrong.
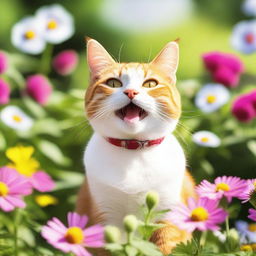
[124,89,139,99]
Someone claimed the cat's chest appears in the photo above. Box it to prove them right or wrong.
[84,133,186,227]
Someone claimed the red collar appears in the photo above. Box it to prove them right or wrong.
[106,137,165,150]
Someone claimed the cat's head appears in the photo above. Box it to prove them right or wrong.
[85,39,181,140]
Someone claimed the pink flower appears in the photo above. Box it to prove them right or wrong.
[213,66,240,88]
[249,209,256,222]
[41,212,104,256]
[26,74,52,105]
[53,50,78,75]
[202,52,244,73]
[0,79,10,105]
[240,179,256,203]
[196,176,248,203]
[167,197,227,232]
[232,94,256,122]
[0,51,8,74]
[30,171,55,192]
[0,167,32,212]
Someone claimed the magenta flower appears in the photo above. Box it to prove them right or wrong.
[213,66,240,88]
[167,197,227,232]
[196,176,248,202]
[248,209,256,222]
[41,212,104,256]
[0,79,10,105]
[202,52,244,87]
[0,51,8,74]
[232,94,256,122]
[53,50,78,75]
[202,52,244,73]
[249,90,256,112]
[26,74,52,105]
[0,167,32,212]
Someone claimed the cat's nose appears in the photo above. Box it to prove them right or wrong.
[124,89,139,99]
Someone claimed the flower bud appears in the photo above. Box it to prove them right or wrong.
[53,50,78,75]
[104,225,121,243]
[146,191,159,210]
[0,51,8,74]
[26,74,52,105]
[123,215,138,233]
[0,79,10,105]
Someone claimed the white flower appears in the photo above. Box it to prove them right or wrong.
[0,106,33,131]
[36,4,74,44]
[192,131,221,148]
[195,83,230,113]
[243,0,256,16]
[235,220,256,244]
[11,16,46,55]
[231,20,256,54]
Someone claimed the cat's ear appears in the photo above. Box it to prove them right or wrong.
[150,41,179,76]
[87,38,115,77]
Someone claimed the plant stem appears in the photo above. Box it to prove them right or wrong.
[40,44,53,75]
[13,209,21,256]
[225,216,230,252]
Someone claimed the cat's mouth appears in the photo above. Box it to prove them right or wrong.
[115,103,148,124]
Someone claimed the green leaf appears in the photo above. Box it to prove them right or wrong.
[138,223,165,239]
[22,96,47,119]
[31,118,62,137]
[201,159,214,175]
[18,226,35,246]
[132,240,163,256]
[247,140,256,157]
[105,243,123,252]
[53,170,84,190]
[0,132,6,151]
[37,140,71,166]
[125,245,138,256]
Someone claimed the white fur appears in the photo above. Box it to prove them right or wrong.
[83,66,185,230]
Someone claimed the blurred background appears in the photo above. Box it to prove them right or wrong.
[0,0,255,222]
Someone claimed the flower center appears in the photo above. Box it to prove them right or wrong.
[206,95,217,104]
[248,224,256,232]
[251,243,256,251]
[245,33,254,44]
[47,20,58,30]
[0,182,9,196]
[12,115,22,123]
[216,183,230,192]
[65,227,84,244]
[240,244,253,251]
[191,207,209,222]
[201,137,209,143]
[24,30,36,40]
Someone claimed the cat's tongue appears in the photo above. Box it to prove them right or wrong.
[124,105,140,124]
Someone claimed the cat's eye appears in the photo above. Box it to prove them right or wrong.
[143,79,158,88]
[106,78,122,88]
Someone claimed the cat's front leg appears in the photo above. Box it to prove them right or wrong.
[150,220,192,255]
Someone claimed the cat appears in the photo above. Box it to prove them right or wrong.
[76,38,196,255]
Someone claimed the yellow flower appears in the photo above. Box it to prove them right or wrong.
[35,194,58,207]
[6,145,40,177]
